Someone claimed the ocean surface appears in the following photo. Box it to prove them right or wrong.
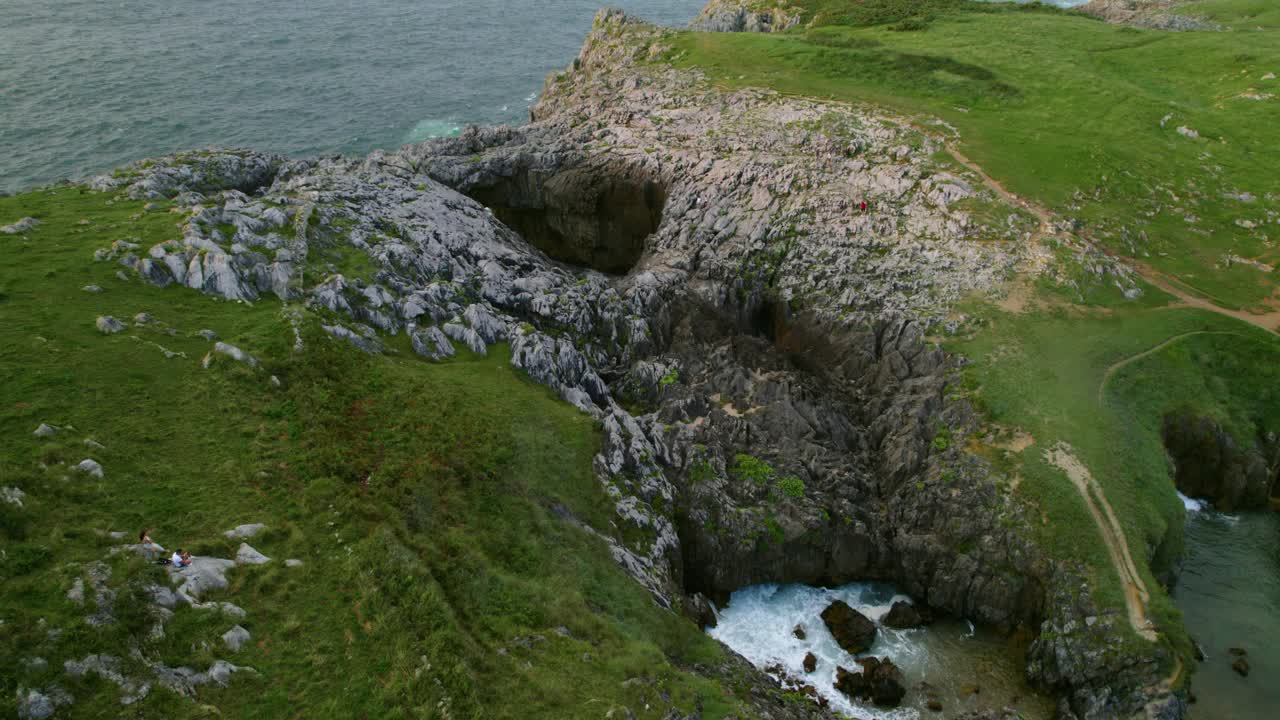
[0,0,705,193]
[1176,497,1279,720]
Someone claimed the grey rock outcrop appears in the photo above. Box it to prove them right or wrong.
[2,217,40,234]
[169,556,236,600]
[222,625,251,651]
[690,0,801,33]
[33,423,57,438]
[16,688,54,720]
[64,654,150,704]
[203,342,258,368]
[1,486,25,507]
[95,316,126,334]
[224,523,266,539]
[235,543,270,565]
[1082,1,1220,32]
[75,459,104,478]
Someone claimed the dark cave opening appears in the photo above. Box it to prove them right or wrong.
[465,165,666,275]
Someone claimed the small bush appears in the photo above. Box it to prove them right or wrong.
[778,476,806,498]
[731,454,776,486]
[932,428,952,452]
[889,17,930,32]
[659,368,680,387]
[2,543,52,578]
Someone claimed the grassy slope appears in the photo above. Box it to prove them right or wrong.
[671,0,1280,309]
[0,188,737,718]
[667,0,1280,667]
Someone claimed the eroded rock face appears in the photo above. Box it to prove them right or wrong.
[1081,0,1219,32]
[689,0,801,33]
[85,7,1178,718]
[464,164,665,274]
[1163,413,1279,511]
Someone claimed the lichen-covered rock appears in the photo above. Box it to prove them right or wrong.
[95,316,126,334]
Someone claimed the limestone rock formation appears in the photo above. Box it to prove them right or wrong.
[690,0,801,33]
[1081,1,1219,32]
[75,7,1181,717]
[1163,413,1279,510]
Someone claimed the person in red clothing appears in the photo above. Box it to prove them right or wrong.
[859,200,867,214]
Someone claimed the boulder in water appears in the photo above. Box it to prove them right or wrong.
[793,624,806,640]
[821,599,877,654]
[883,600,924,629]
[803,652,817,673]
[834,656,906,707]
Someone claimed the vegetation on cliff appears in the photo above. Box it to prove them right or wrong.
[0,188,740,718]
[669,0,1280,678]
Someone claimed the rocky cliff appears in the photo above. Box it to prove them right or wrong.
[81,6,1187,719]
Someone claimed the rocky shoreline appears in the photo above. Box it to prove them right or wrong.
[68,6,1191,718]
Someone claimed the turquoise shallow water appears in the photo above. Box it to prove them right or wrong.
[0,0,704,193]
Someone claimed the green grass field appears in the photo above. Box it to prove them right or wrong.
[670,0,1280,310]
[0,188,739,718]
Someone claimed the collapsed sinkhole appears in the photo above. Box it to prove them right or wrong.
[465,165,667,275]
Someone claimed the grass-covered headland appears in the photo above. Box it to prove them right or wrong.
[672,0,1280,680]
[0,188,742,718]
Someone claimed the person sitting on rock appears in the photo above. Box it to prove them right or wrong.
[139,528,164,559]
[171,548,191,568]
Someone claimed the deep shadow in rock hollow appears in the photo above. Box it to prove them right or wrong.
[465,165,666,275]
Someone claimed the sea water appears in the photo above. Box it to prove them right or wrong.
[0,0,704,192]
[709,582,1054,719]
[1176,499,1280,719]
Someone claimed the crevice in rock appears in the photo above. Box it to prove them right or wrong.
[1162,412,1280,511]
[464,165,666,275]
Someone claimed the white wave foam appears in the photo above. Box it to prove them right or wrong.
[1179,492,1210,513]
[404,119,461,144]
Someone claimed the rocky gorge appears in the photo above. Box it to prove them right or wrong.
[39,5,1207,719]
